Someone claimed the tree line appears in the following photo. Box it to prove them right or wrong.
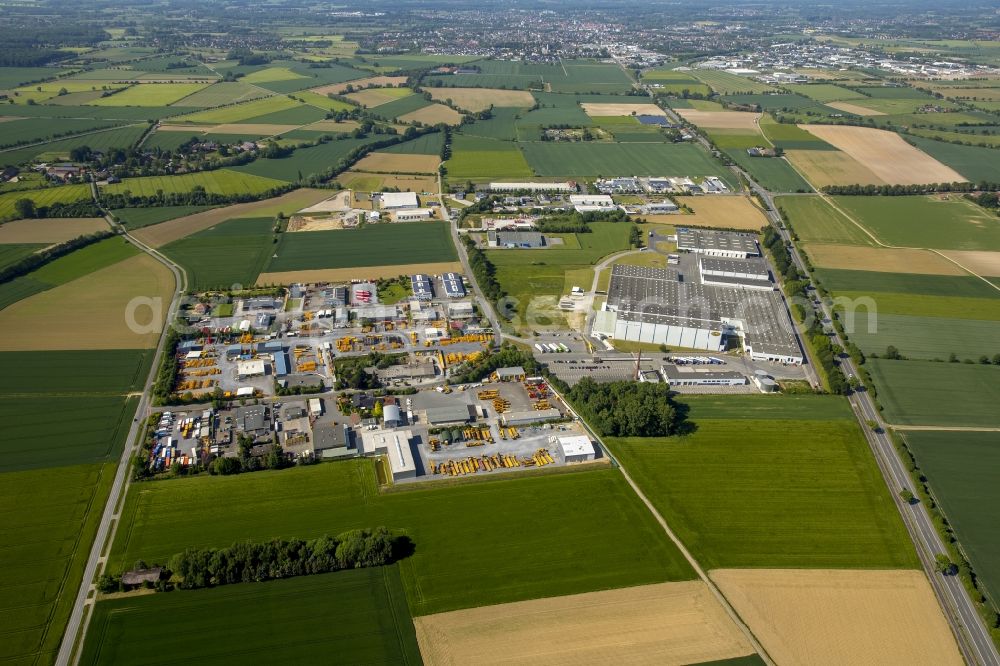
[0,230,114,284]
[821,181,1000,196]
[462,235,506,306]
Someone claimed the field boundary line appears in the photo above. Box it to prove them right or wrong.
[0,122,146,155]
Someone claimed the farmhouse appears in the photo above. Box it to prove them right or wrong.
[359,429,416,481]
[593,264,802,364]
[489,181,574,193]
[394,207,434,222]
[676,228,759,258]
[558,435,596,463]
[379,191,420,210]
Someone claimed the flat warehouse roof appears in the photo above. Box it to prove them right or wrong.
[676,227,759,255]
[700,256,770,277]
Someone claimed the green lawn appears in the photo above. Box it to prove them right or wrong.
[905,431,1000,606]
[0,462,116,664]
[102,170,287,198]
[776,195,875,246]
[81,567,421,666]
[867,359,1000,427]
[833,195,1000,251]
[107,461,695,616]
[605,398,918,570]
[266,221,456,273]
[162,216,275,290]
[520,142,732,181]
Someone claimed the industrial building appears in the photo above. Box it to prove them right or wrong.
[360,429,416,481]
[645,201,679,214]
[558,435,596,463]
[488,181,574,193]
[236,358,266,379]
[379,361,436,381]
[660,364,747,386]
[676,228,759,258]
[441,272,466,298]
[593,264,802,364]
[502,408,562,426]
[425,404,476,425]
[698,256,772,290]
[410,274,434,300]
[569,194,615,212]
[395,207,434,221]
[492,366,526,382]
[489,230,546,248]
[447,301,474,318]
[379,191,419,210]
[383,404,403,428]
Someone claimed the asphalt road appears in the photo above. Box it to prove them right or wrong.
[55,207,188,666]
[753,179,1000,666]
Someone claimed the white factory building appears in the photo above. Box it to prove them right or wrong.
[488,181,574,192]
[395,207,434,222]
[360,429,416,481]
[569,194,616,212]
[676,227,760,259]
[558,435,596,463]
[379,191,420,210]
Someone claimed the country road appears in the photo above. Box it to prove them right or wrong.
[56,193,189,666]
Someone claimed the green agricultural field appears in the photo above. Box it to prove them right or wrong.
[836,291,1000,320]
[231,136,385,181]
[904,431,1000,605]
[0,117,122,149]
[81,567,421,665]
[0,462,116,664]
[0,184,93,220]
[460,107,523,141]
[112,205,213,229]
[760,117,836,150]
[170,95,301,125]
[640,68,699,81]
[0,104,181,123]
[867,359,1000,427]
[251,61,366,94]
[0,349,153,395]
[833,195,1000,251]
[726,151,812,193]
[678,393,856,420]
[690,69,775,94]
[0,243,43,271]
[0,123,149,166]
[776,194,875,245]
[650,82,712,96]
[102,170,287,198]
[836,310,1000,360]
[266,221,456,273]
[489,222,633,330]
[785,84,866,103]
[0,66,66,89]
[368,94,433,120]
[520,142,732,181]
[162,217,276,290]
[241,104,329,126]
[605,396,918,569]
[814,268,1000,298]
[908,127,1000,148]
[107,461,694,615]
[723,93,836,115]
[379,131,444,155]
[90,83,210,107]
[169,82,270,108]
[906,136,1000,183]
[447,136,533,179]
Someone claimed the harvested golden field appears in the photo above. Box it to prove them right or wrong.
[676,110,762,130]
[303,119,361,132]
[0,253,173,350]
[133,189,332,247]
[799,125,966,185]
[0,218,107,244]
[425,87,535,111]
[785,149,886,188]
[684,196,769,230]
[398,104,464,126]
[207,123,300,135]
[414,581,755,666]
[257,262,463,285]
[581,102,665,117]
[352,152,441,174]
[826,101,886,116]
[339,171,438,193]
[311,76,407,96]
[940,250,1000,277]
[711,569,962,666]
[804,244,965,275]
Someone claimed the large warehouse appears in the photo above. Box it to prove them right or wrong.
[593,263,802,364]
[676,228,759,258]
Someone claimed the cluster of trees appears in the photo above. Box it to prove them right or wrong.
[210,435,290,476]
[0,230,113,284]
[151,329,183,405]
[566,378,686,437]
[806,318,849,395]
[821,181,998,196]
[166,528,399,590]
[762,227,808,298]
[333,351,404,390]
[462,235,505,306]
[451,345,541,385]
[11,198,100,220]
[226,49,271,66]
[969,191,1000,211]
[273,380,324,396]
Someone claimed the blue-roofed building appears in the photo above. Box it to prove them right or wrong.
[178,340,203,352]
[442,272,466,298]
[410,274,434,300]
[274,352,291,377]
